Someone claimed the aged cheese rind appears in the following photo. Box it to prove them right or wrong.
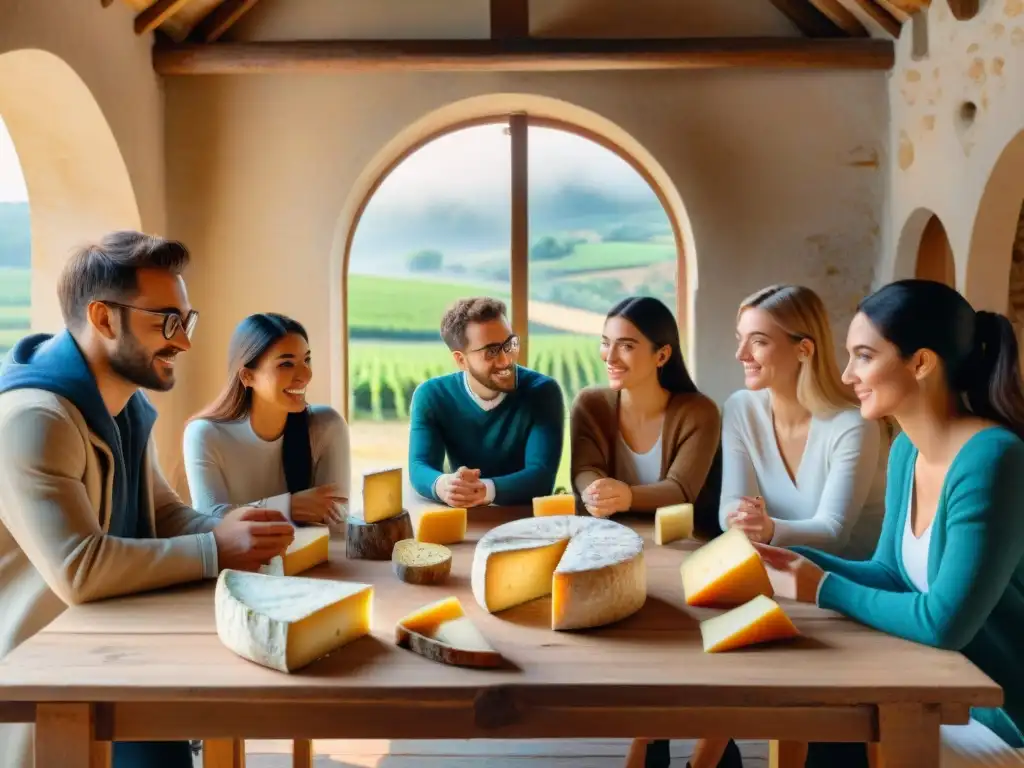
[532,494,575,517]
[215,569,372,673]
[392,538,452,585]
[362,467,403,523]
[416,507,467,545]
[471,516,646,631]
[395,596,503,668]
[260,525,329,576]
[681,527,774,607]
[699,594,799,652]
[346,510,413,560]
[654,503,693,545]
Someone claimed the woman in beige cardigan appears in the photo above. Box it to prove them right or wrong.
[570,296,726,768]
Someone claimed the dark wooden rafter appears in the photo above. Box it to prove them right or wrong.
[135,0,197,35]
[192,0,264,43]
[807,0,868,35]
[490,0,529,39]
[152,38,895,75]
[766,0,846,37]
[839,0,901,37]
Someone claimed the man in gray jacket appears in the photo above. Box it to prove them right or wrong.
[0,230,295,768]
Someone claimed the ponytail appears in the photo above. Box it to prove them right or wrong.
[962,311,1024,440]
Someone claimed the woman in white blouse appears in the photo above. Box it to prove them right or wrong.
[685,285,889,768]
[183,312,350,527]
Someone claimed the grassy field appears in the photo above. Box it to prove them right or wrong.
[0,267,30,355]
[533,241,674,276]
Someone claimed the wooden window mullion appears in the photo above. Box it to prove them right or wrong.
[509,113,529,367]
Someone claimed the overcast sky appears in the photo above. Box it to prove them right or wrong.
[0,118,28,203]
[368,123,654,215]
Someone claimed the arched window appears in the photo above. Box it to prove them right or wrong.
[347,116,681,493]
[0,115,30,356]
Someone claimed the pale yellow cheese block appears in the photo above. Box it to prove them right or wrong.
[416,506,467,545]
[395,596,502,668]
[471,516,646,630]
[654,503,693,545]
[261,525,329,577]
[215,570,373,673]
[680,527,773,607]
[700,594,800,652]
[363,467,403,523]
[532,494,575,517]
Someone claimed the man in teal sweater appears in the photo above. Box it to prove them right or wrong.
[408,297,564,507]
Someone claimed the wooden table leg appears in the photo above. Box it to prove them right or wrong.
[878,703,940,768]
[36,703,99,768]
[293,738,313,768]
[769,739,808,768]
[204,738,246,768]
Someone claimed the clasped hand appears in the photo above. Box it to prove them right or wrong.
[291,483,347,525]
[581,477,632,518]
[752,542,825,604]
[726,495,775,543]
[437,466,488,508]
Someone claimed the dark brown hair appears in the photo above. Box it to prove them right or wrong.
[440,297,507,351]
[57,230,190,328]
[191,313,313,492]
[859,279,1024,440]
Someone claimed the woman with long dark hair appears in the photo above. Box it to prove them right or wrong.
[755,280,1024,766]
[184,313,350,526]
[572,297,722,768]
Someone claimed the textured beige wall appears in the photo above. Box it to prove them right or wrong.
[162,0,889,489]
[885,0,1024,313]
[0,0,179,456]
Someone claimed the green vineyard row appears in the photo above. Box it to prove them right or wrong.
[349,334,604,421]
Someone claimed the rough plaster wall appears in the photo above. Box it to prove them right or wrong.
[886,0,1024,312]
[0,0,177,460]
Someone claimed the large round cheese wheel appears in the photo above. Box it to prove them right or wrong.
[471,515,646,630]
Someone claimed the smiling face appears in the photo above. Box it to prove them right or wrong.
[240,332,312,414]
[458,316,519,393]
[735,307,807,392]
[600,315,668,391]
[104,267,194,392]
[842,312,921,420]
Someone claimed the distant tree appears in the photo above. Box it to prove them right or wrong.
[604,223,656,243]
[530,236,577,262]
[407,249,443,272]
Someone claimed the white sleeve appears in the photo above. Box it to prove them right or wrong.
[719,395,761,532]
[770,417,882,553]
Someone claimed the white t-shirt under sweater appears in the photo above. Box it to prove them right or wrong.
[618,430,664,486]
[719,389,888,559]
[183,404,351,520]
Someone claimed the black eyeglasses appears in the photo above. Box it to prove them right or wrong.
[104,302,199,340]
[471,334,519,361]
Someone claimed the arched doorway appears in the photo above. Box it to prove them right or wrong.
[914,214,955,287]
[336,101,691,493]
[0,48,141,334]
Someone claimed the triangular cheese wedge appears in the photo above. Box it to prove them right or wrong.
[654,503,693,545]
[681,527,773,606]
[700,594,800,652]
[395,596,502,668]
[215,569,372,672]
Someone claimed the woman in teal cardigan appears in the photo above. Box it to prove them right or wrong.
[755,279,1024,766]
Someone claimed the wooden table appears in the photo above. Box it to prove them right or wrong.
[0,504,1003,768]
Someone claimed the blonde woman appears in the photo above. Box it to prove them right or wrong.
[718,284,888,560]
[680,286,891,768]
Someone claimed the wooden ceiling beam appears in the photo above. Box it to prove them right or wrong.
[766,0,847,38]
[807,0,869,35]
[885,0,929,13]
[192,0,263,43]
[873,0,911,22]
[135,0,197,35]
[838,0,902,37]
[947,0,978,20]
[152,37,895,75]
[490,0,529,39]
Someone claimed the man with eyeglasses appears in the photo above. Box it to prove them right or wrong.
[0,231,295,768]
[408,296,565,508]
